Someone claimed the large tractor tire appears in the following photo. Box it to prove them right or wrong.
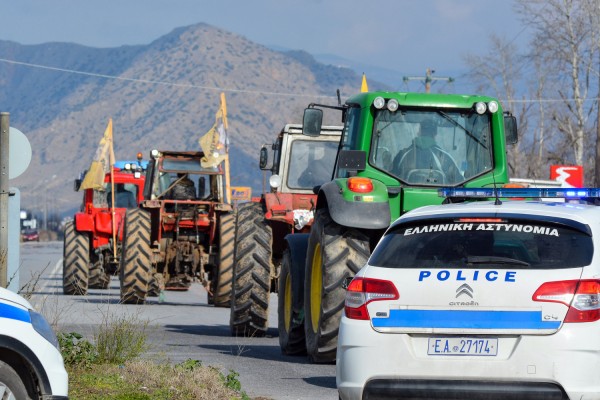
[229,202,272,337]
[119,209,152,304]
[63,220,90,295]
[211,212,235,307]
[278,248,306,355]
[304,208,370,363]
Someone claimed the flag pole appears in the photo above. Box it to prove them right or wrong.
[221,92,232,205]
[106,119,117,260]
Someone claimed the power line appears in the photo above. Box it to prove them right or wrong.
[0,57,337,100]
[1,56,598,104]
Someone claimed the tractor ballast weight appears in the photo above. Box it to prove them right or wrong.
[290,92,517,362]
[63,158,147,295]
[228,124,342,339]
[118,150,234,305]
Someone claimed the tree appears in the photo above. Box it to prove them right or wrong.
[516,0,598,183]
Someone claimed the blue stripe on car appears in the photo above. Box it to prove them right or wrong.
[0,302,31,323]
[372,309,560,329]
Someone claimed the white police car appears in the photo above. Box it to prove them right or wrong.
[0,286,68,399]
[337,188,600,400]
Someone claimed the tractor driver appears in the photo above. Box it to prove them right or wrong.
[393,119,463,184]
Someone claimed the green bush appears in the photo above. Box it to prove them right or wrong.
[94,314,151,364]
[58,332,98,368]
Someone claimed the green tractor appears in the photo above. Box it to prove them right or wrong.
[281,91,517,362]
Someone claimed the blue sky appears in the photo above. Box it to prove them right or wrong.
[0,0,527,86]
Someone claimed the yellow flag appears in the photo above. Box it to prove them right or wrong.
[361,73,369,92]
[80,119,115,190]
[199,93,229,168]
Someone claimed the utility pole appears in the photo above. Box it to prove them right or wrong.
[403,68,454,93]
[0,112,9,288]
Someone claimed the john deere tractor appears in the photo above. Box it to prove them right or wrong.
[282,92,517,362]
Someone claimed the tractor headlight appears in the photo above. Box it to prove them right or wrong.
[269,174,282,189]
[373,97,385,109]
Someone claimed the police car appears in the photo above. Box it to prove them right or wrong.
[337,188,600,400]
[0,286,68,399]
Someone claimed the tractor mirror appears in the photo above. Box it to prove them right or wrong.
[302,108,323,137]
[259,146,269,170]
[73,178,82,192]
[504,114,518,144]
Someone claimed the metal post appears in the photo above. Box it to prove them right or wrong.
[0,112,9,288]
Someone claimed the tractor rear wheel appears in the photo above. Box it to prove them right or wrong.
[278,248,306,355]
[119,209,152,304]
[229,202,272,337]
[304,208,370,363]
[211,211,235,307]
[63,221,90,295]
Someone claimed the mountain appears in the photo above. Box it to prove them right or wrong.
[1,23,389,217]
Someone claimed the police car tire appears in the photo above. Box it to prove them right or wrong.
[212,211,236,307]
[229,202,271,337]
[63,220,90,295]
[304,208,370,363]
[278,248,306,355]
[119,209,151,305]
[0,360,29,400]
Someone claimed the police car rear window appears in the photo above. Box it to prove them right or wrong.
[369,219,593,269]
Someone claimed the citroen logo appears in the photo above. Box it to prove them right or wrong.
[456,283,474,298]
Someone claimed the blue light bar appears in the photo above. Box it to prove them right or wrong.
[114,160,148,171]
[438,187,600,199]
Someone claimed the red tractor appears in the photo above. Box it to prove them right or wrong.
[229,124,342,342]
[63,156,147,295]
[118,150,235,305]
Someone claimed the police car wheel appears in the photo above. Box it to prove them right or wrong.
[0,360,29,400]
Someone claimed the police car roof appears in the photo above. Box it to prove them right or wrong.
[394,200,598,229]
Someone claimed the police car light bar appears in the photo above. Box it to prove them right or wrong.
[438,187,600,199]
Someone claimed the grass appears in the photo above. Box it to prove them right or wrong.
[57,312,253,400]
[4,247,259,400]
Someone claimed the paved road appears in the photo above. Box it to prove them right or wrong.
[20,241,338,400]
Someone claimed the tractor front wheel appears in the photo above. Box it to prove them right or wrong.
[304,208,370,363]
[278,248,306,355]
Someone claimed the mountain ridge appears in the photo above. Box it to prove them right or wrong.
[2,23,385,216]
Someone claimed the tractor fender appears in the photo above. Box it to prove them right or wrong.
[284,233,309,312]
[74,213,94,232]
[318,181,390,230]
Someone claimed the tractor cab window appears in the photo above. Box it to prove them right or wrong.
[288,139,339,189]
[106,183,138,208]
[370,109,493,186]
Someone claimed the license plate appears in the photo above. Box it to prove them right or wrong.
[427,337,498,356]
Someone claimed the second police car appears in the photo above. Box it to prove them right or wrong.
[337,187,600,400]
[0,286,68,399]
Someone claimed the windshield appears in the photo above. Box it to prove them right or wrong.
[369,219,593,269]
[287,139,339,189]
[370,109,493,186]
